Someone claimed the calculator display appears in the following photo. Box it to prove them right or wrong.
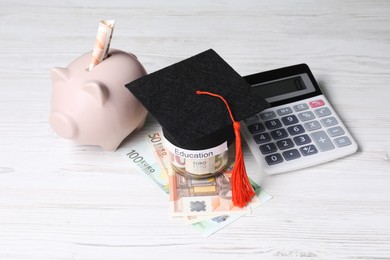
[252,76,305,98]
[251,73,316,104]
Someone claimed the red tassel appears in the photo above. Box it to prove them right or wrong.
[196,91,255,208]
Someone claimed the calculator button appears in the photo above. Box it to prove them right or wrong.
[254,133,271,144]
[276,138,294,150]
[265,153,284,165]
[334,136,352,147]
[282,149,301,161]
[320,116,338,127]
[310,131,335,151]
[281,115,299,126]
[287,124,305,136]
[259,143,277,154]
[309,99,325,108]
[260,111,277,120]
[293,134,312,146]
[247,123,265,134]
[327,126,344,137]
[276,107,293,116]
[298,111,315,122]
[293,103,309,112]
[265,119,282,130]
[270,129,288,140]
[314,107,332,117]
[300,145,319,156]
[244,115,259,124]
[304,120,322,131]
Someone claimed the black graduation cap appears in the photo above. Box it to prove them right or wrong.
[125,49,269,207]
[125,49,269,149]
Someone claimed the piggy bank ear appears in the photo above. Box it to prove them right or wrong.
[82,81,109,106]
[51,67,69,83]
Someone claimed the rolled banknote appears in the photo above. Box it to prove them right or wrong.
[88,20,115,71]
[164,137,230,179]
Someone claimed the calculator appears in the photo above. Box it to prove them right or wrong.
[241,64,358,174]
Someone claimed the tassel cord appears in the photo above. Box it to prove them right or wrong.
[196,90,255,207]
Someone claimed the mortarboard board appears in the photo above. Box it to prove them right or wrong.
[125,49,269,207]
[125,49,269,149]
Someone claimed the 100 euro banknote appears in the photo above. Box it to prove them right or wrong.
[125,130,272,236]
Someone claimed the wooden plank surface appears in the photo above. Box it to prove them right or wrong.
[0,0,389,259]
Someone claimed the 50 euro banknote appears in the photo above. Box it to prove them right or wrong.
[125,130,272,236]
[145,131,271,217]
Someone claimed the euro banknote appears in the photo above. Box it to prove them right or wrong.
[125,130,272,236]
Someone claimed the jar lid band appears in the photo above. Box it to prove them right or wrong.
[163,137,228,159]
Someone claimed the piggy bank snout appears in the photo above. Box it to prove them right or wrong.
[49,112,78,139]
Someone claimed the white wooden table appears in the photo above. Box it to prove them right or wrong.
[1,0,389,259]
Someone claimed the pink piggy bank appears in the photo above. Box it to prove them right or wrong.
[50,49,148,150]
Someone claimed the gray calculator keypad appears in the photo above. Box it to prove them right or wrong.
[304,120,322,131]
[293,103,309,112]
[293,134,311,146]
[246,98,352,166]
[260,111,277,120]
[334,136,352,147]
[248,123,265,134]
[287,124,305,135]
[276,138,294,150]
[282,149,301,161]
[327,126,344,137]
[277,107,293,116]
[298,111,316,121]
[265,119,282,130]
[321,116,338,127]
[300,144,318,156]
[315,107,332,117]
[271,129,288,140]
[310,131,335,151]
[282,115,299,125]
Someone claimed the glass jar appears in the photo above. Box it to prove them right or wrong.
[164,138,234,179]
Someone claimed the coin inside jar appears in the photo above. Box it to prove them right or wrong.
[164,137,234,179]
